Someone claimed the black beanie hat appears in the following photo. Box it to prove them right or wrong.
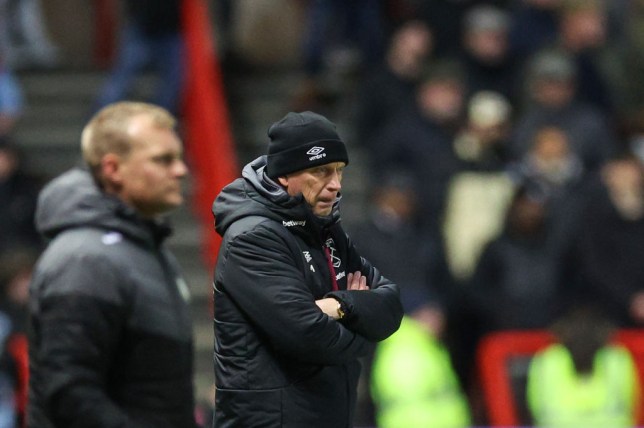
[266,111,349,178]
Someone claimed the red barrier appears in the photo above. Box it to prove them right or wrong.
[477,330,554,426]
[477,329,644,427]
[181,0,239,272]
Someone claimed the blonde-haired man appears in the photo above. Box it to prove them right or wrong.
[27,102,196,427]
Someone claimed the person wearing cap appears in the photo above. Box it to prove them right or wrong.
[510,47,617,172]
[211,111,403,427]
[459,4,521,105]
[369,59,467,240]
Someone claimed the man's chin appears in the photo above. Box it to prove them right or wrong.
[313,207,333,217]
[313,201,334,216]
[157,197,184,215]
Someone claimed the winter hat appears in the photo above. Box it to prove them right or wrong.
[464,4,510,34]
[266,111,349,178]
[528,49,576,83]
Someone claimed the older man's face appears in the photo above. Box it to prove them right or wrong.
[278,162,345,216]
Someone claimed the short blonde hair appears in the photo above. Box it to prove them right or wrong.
[81,101,176,178]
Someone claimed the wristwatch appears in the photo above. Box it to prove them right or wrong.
[336,300,346,320]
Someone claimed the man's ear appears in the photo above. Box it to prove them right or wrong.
[100,153,122,188]
[277,176,288,188]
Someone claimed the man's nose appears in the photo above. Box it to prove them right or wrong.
[328,172,342,190]
[174,159,188,178]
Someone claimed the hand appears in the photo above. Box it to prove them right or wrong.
[347,271,369,291]
[315,272,368,320]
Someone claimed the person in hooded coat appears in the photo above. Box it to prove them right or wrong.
[211,111,403,428]
[26,102,196,428]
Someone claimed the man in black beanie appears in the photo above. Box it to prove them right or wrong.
[211,111,403,427]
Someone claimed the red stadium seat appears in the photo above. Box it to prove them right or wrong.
[477,329,644,427]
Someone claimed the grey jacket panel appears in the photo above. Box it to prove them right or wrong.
[27,168,196,428]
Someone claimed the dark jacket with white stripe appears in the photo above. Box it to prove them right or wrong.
[212,156,403,428]
[27,168,196,428]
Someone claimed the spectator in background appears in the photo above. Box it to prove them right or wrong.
[570,153,644,328]
[509,125,586,251]
[452,90,514,172]
[0,247,36,335]
[468,185,569,332]
[460,4,521,105]
[348,172,452,328]
[0,0,60,70]
[0,246,34,426]
[443,91,516,284]
[510,48,617,172]
[418,0,510,58]
[511,126,584,199]
[370,285,471,428]
[508,0,561,63]
[453,185,570,390]
[555,0,615,115]
[0,5,25,139]
[526,306,640,428]
[347,172,452,427]
[0,63,23,136]
[94,0,184,115]
[609,0,644,129]
[0,137,42,253]
[370,60,467,238]
[292,0,386,112]
[354,19,433,148]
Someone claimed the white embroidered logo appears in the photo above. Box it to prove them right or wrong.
[303,251,315,272]
[101,232,123,245]
[306,146,327,161]
[325,238,342,268]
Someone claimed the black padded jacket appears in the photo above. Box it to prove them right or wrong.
[27,168,196,428]
[212,156,403,428]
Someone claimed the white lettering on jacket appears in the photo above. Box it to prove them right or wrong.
[283,220,306,227]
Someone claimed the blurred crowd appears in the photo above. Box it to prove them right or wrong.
[1,0,644,426]
[283,0,644,426]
